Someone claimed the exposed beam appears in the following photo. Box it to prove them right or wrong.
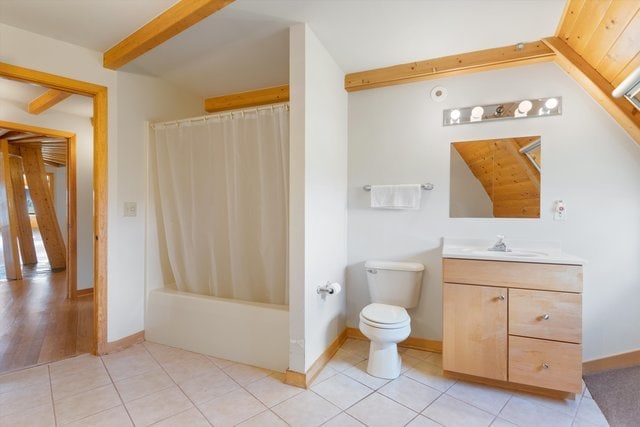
[103,0,235,70]
[28,89,72,115]
[204,85,290,113]
[543,37,640,145]
[344,41,556,92]
[0,140,23,280]
[10,156,37,265]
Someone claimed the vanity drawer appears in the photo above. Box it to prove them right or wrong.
[509,289,581,343]
[442,258,582,292]
[509,336,582,394]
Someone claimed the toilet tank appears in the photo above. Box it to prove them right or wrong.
[365,260,424,308]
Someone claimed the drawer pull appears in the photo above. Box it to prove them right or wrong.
[542,314,550,320]
[498,295,505,301]
[542,363,550,369]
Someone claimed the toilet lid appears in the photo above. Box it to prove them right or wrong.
[361,303,410,325]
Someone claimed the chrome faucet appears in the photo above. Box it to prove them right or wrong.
[488,235,509,252]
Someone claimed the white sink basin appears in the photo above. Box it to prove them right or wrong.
[460,248,549,258]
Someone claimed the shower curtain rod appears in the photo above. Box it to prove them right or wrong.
[151,102,290,129]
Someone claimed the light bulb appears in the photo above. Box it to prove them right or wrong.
[545,98,558,109]
[471,106,484,118]
[450,109,461,120]
[518,100,533,114]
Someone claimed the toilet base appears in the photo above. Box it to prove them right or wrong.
[366,341,402,379]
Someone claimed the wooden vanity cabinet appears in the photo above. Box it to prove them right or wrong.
[443,258,583,396]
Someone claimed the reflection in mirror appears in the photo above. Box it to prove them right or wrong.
[450,136,541,218]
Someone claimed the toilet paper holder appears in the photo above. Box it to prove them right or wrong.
[317,282,341,295]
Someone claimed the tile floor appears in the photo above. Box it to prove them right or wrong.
[0,339,609,426]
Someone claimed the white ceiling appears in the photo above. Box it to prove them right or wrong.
[0,0,566,98]
[0,78,94,118]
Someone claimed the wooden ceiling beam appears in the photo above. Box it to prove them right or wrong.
[344,41,555,92]
[103,0,235,70]
[204,85,290,113]
[28,89,72,115]
[543,37,640,145]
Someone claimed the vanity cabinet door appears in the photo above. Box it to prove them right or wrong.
[443,283,507,381]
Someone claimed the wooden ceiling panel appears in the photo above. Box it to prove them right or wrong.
[596,10,640,81]
[582,1,640,65]
[566,0,612,54]
[557,0,586,40]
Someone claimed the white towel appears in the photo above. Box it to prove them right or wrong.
[370,184,422,209]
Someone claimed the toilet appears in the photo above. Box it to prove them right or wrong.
[359,260,424,379]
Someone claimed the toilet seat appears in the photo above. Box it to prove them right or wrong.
[360,303,410,329]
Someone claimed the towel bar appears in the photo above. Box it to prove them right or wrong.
[363,183,434,191]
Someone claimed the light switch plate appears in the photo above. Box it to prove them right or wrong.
[124,201,137,217]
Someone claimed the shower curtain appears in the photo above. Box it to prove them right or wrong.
[152,105,289,305]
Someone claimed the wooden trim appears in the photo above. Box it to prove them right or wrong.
[204,85,290,113]
[76,288,94,297]
[346,327,443,353]
[583,348,640,375]
[10,156,37,265]
[0,120,75,139]
[285,329,348,389]
[554,0,573,37]
[103,0,235,69]
[104,331,145,354]
[444,370,575,400]
[28,89,72,115]
[0,139,23,280]
[543,37,640,145]
[67,136,77,299]
[0,62,109,356]
[344,41,555,92]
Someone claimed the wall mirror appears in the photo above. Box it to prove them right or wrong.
[450,136,541,218]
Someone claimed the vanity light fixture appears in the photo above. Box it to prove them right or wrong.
[443,96,562,126]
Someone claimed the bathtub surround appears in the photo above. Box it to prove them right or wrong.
[347,62,640,362]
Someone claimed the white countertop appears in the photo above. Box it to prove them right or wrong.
[442,237,586,265]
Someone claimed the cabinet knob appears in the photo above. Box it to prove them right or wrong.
[498,295,505,301]
[542,363,550,369]
[542,314,550,320]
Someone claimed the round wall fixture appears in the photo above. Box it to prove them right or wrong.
[430,86,448,102]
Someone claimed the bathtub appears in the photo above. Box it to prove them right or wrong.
[145,288,289,372]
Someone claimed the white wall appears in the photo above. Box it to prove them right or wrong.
[0,98,94,289]
[449,147,493,218]
[347,62,640,361]
[45,164,68,245]
[289,24,348,373]
[0,23,202,341]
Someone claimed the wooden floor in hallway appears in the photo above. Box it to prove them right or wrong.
[0,266,93,374]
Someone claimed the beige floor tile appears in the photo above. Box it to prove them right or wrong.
[422,394,495,427]
[125,385,193,426]
[162,354,221,385]
[197,388,266,427]
[207,355,235,369]
[574,396,609,426]
[143,342,186,364]
[400,354,424,373]
[51,366,111,401]
[49,354,103,380]
[343,360,390,390]
[0,365,49,394]
[340,339,371,359]
[55,383,122,425]
[491,418,518,427]
[0,401,55,427]
[514,390,582,417]
[310,365,338,386]
[179,370,239,404]
[584,386,592,399]
[403,361,457,392]
[237,410,288,427]
[403,348,436,361]
[103,349,161,381]
[152,407,210,427]
[246,372,303,407]
[425,353,443,368]
[63,405,133,427]
[0,380,52,418]
[406,415,442,427]
[311,373,373,410]
[114,369,174,402]
[446,380,512,415]
[378,375,441,412]
[223,362,272,386]
[272,390,341,426]
[572,418,606,427]
[322,412,365,426]
[347,392,417,427]
[326,349,365,373]
[499,396,574,427]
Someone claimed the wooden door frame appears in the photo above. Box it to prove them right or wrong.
[0,62,108,355]
[0,121,77,298]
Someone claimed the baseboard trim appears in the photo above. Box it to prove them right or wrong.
[345,327,442,353]
[285,329,348,389]
[104,331,145,354]
[583,348,640,375]
[76,288,94,297]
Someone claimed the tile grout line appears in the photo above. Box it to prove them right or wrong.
[142,342,214,426]
[99,353,138,426]
[47,364,59,427]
